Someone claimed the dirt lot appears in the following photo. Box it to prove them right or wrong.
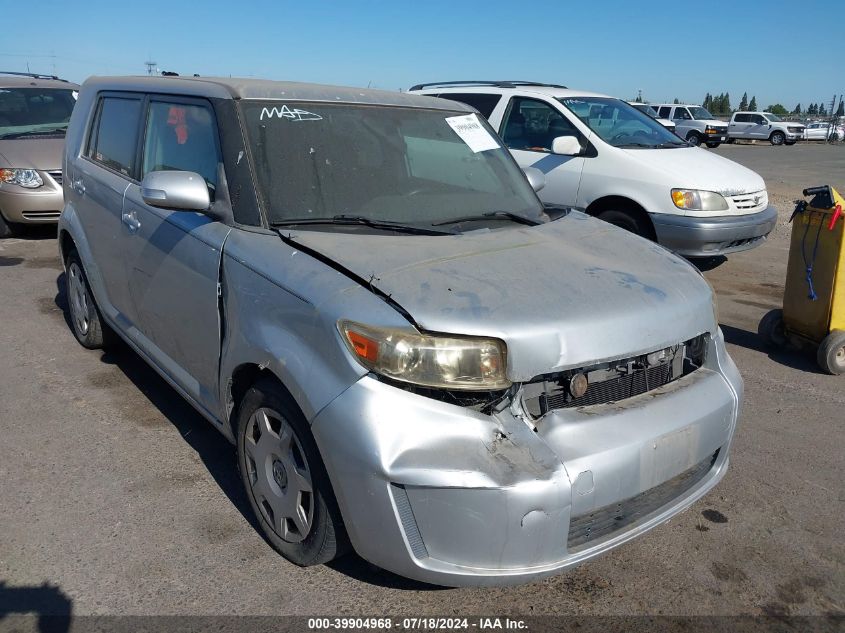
[0,143,843,620]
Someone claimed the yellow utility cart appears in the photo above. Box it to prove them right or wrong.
[759,185,845,374]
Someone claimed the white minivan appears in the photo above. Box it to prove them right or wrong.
[411,81,777,257]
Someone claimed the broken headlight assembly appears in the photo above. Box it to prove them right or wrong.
[0,168,43,189]
[338,320,510,391]
[671,189,728,211]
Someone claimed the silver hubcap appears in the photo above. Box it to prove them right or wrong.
[67,262,90,336]
[244,408,314,543]
[773,134,783,145]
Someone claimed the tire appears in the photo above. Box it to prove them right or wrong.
[686,132,702,147]
[784,140,796,146]
[0,213,14,238]
[65,249,113,349]
[770,131,785,146]
[727,138,736,144]
[597,208,654,240]
[758,308,787,348]
[706,142,720,148]
[817,330,845,375]
[236,378,348,566]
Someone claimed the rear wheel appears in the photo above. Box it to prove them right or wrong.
[758,309,787,348]
[686,132,702,147]
[784,140,796,146]
[597,208,654,240]
[817,330,845,375]
[770,131,785,145]
[706,142,720,148]
[65,250,113,349]
[236,378,348,566]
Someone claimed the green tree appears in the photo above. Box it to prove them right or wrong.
[837,101,845,117]
[820,103,827,116]
[673,98,679,104]
[724,92,731,114]
[793,103,802,115]
[749,96,757,111]
[739,92,748,111]
[702,93,712,111]
[767,104,789,116]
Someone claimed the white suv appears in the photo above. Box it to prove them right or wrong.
[652,104,729,148]
[411,81,777,257]
[728,112,805,145]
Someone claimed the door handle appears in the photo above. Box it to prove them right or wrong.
[72,179,85,195]
[122,210,141,233]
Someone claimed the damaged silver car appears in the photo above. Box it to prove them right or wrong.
[59,76,743,587]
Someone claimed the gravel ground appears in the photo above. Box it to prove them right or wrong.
[0,143,843,621]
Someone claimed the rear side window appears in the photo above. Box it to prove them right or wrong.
[436,93,501,119]
[87,97,142,177]
[657,106,671,118]
[142,101,221,193]
[734,113,750,122]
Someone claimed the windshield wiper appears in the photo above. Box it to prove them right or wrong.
[432,211,541,227]
[270,214,454,236]
[1,126,68,139]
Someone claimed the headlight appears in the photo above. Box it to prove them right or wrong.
[338,320,510,391]
[671,189,728,211]
[0,168,43,188]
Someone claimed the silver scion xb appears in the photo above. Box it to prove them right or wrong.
[59,76,743,587]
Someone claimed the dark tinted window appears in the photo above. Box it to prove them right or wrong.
[657,106,671,118]
[734,113,750,122]
[437,93,501,119]
[142,101,220,192]
[673,108,691,120]
[88,97,142,177]
[501,97,580,152]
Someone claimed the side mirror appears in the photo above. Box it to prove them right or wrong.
[140,170,210,211]
[522,166,545,193]
[551,135,581,156]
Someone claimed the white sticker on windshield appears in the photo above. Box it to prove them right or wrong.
[260,105,322,122]
[445,114,499,153]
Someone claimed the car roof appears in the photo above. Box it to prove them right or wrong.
[414,84,611,100]
[651,103,701,108]
[80,76,471,111]
[0,75,79,90]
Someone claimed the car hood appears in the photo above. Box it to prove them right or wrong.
[622,146,766,195]
[0,138,65,170]
[658,118,675,127]
[291,212,716,381]
[699,119,728,127]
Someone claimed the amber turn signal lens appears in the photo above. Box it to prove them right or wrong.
[346,330,379,362]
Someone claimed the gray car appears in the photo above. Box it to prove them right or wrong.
[0,72,79,237]
[58,76,743,587]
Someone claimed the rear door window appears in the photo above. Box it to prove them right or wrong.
[87,96,142,177]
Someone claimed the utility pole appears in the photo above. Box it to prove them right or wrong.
[144,60,158,76]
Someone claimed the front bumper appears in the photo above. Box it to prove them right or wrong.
[0,174,64,224]
[311,331,742,586]
[651,205,778,257]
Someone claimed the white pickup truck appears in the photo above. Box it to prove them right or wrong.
[728,112,805,145]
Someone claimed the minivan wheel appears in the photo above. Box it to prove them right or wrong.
[597,209,654,240]
[65,250,112,349]
[705,141,720,148]
[770,131,785,145]
[686,132,702,147]
[236,378,348,566]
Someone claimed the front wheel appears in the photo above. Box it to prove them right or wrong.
[706,142,721,148]
[597,209,654,240]
[237,378,348,566]
[686,132,702,147]
[817,330,845,375]
[0,213,14,238]
[770,131,785,145]
[784,140,796,146]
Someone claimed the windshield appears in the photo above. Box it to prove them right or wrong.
[0,88,76,139]
[688,106,715,120]
[764,113,782,122]
[559,97,684,149]
[241,101,544,230]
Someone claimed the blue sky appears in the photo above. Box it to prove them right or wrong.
[1,0,840,110]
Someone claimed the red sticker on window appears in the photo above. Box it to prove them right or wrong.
[167,106,188,144]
